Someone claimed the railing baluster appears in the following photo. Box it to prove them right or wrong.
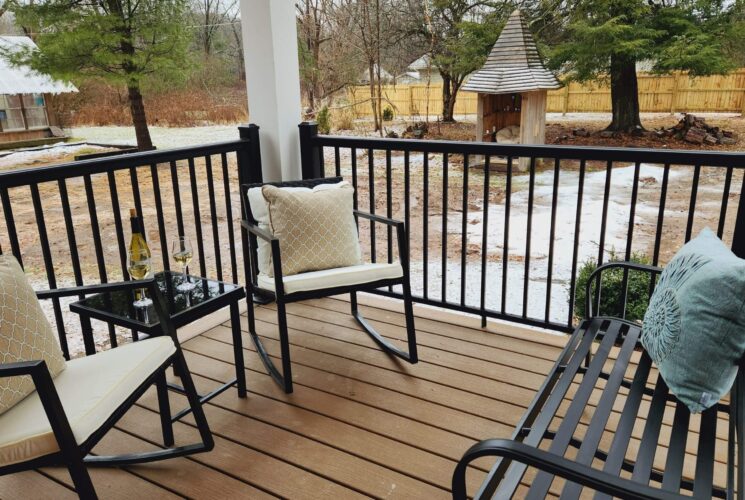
[205,155,223,281]
[129,167,145,234]
[0,187,22,267]
[441,152,449,303]
[351,147,358,211]
[501,157,512,314]
[595,160,614,315]
[404,150,411,282]
[480,156,491,327]
[685,164,701,242]
[150,163,170,271]
[522,157,536,319]
[718,167,734,238]
[567,159,586,326]
[368,148,376,263]
[652,165,670,266]
[423,152,429,300]
[221,152,238,283]
[386,150,393,272]
[460,154,469,307]
[58,180,84,289]
[107,172,129,280]
[84,174,117,349]
[30,183,69,359]
[545,157,560,323]
[620,162,641,319]
[170,161,186,237]
[188,157,208,278]
[334,146,341,177]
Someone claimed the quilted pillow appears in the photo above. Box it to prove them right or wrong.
[247,181,346,276]
[261,183,362,277]
[641,228,745,413]
[0,255,66,415]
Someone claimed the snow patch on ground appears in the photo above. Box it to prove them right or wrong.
[68,125,243,149]
[0,142,107,169]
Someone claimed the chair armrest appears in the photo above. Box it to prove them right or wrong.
[353,210,403,228]
[452,439,679,500]
[241,219,278,242]
[240,220,285,294]
[36,279,155,300]
[0,359,82,458]
[584,261,663,319]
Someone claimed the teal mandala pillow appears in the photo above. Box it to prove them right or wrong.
[641,228,745,413]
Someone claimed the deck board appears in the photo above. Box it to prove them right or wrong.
[0,296,733,498]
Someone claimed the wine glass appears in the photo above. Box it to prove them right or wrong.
[172,236,196,292]
[128,249,153,308]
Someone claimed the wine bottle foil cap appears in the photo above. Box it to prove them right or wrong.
[130,208,137,217]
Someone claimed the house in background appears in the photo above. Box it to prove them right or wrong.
[0,36,77,149]
[396,54,442,85]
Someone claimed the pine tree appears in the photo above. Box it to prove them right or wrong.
[548,0,735,132]
[5,0,190,150]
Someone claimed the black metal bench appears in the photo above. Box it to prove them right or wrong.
[453,262,744,499]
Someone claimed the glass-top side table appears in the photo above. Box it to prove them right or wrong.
[70,271,247,421]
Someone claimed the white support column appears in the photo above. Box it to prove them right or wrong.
[240,0,302,181]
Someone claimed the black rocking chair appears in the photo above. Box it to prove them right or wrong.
[0,280,214,499]
[241,177,418,394]
[453,261,744,499]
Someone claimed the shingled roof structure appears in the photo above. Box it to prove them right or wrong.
[462,10,560,95]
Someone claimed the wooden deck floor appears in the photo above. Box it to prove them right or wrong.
[0,296,731,499]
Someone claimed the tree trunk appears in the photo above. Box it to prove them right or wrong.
[441,74,457,122]
[368,61,380,131]
[127,85,154,151]
[607,55,643,132]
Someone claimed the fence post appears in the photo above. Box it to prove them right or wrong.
[238,124,263,185]
[299,121,323,180]
[562,85,570,115]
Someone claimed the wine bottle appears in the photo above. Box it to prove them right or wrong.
[129,208,151,280]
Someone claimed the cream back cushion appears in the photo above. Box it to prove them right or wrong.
[247,181,348,275]
[0,255,66,416]
[261,183,362,277]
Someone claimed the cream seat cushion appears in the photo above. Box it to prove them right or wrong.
[247,181,347,276]
[258,262,403,295]
[0,336,175,466]
[0,255,66,415]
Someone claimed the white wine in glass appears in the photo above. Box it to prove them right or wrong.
[172,236,196,291]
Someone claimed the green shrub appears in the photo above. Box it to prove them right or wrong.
[317,105,331,134]
[382,106,394,121]
[573,251,652,322]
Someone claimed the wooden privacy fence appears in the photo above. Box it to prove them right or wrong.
[346,70,745,117]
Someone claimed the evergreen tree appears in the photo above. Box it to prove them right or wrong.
[5,0,191,150]
[548,0,736,132]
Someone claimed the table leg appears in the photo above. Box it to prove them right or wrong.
[80,316,96,356]
[231,301,247,398]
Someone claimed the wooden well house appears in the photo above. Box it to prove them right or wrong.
[462,10,560,169]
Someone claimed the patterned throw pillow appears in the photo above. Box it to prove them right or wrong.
[0,255,66,415]
[261,184,362,277]
[641,228,745,413]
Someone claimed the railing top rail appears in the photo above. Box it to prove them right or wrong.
[0,138,250,188]
[310,133,745,167]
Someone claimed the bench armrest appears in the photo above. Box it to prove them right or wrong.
[584,261,663,319]
[241,219,278,242]
[452,439,679,500]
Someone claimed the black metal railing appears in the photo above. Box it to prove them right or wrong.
[0,125,262,358]
[298,122,745,332]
